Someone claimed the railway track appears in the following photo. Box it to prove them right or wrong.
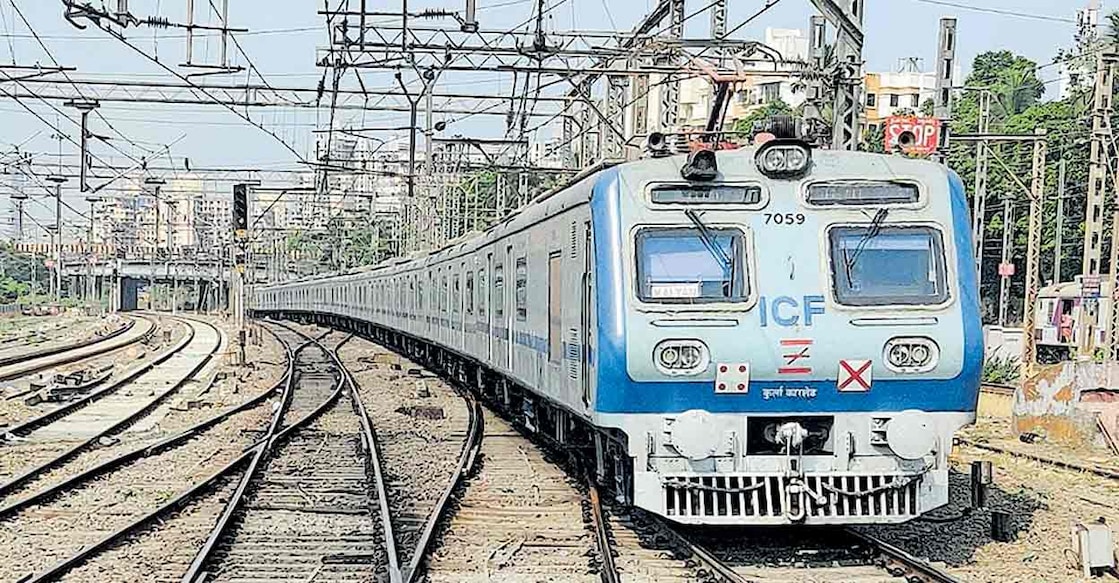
[0,316,219,501]
[0,322,487,583]
[0,314,154,383]
[423,408,601,582]
[599,517,961,583]
[181,328,399,582]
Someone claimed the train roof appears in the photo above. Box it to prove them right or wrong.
[261,147,950,288]
[1039,278,1114,298]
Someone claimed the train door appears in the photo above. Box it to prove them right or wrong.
[580,221,592,408]
[486,252,494,362]
[505,244,514,371]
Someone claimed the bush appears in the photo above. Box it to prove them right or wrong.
[982,354,1021,384]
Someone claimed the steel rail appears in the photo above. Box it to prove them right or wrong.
[0,316,135,369]
[14,324,303,583]
[847,529,962,583]
[0,328,293,519]
[0,315,154,383]
[957,438,1119,480]
[0,317,220,500]
[180,325,351,582]
[0,316,165,440]
[342,343,403,583]
[658,527,749,583]
[588,482,621,583]
[401,388,484,583]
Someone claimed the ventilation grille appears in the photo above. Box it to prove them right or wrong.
[566,327,580,380]
[569,221,578,259]
[663,473,920,520]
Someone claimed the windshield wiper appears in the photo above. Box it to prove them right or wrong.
[843,208,889,280]
[684,209,736,295]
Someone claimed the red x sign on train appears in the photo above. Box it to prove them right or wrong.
[837,359,872,392]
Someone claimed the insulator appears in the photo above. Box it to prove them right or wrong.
[145,16,171,28]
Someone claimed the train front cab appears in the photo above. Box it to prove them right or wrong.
[590,142,983,525]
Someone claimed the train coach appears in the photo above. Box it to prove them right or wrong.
[253,132,983,526]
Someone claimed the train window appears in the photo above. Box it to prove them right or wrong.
[829,226,948,306]
[515,257,528,321]
[466,271,475,315]
[650,183,763,205]
[453,273,461,315]
[635,228,748,303]
[494,263,505,319]
[806,181,919,206]
[478,265,488,319]
[441,274,448,315]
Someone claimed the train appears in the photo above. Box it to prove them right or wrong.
[253,132,983,526]
[1033,278,1111,361]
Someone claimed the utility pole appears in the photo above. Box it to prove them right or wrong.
[11,192,26,245]
[64,100,99,193]
[1054,159,1066,284]
[932,18,957,160]
[972,90,992,276]
[1078,51,1117,357]
[1020,129,1047,376]
[997,197,1014,328]
[46,175,68,304]
[145,177,165,311]
[810,0,865,151]
[86,195,98,312]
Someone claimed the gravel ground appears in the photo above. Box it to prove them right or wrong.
[338,335,470,570]
[0,318,286,504]
[0,402,273,581]
[0,317,288,582]
[0,315,284,496]
[58,477,241,583]
[0,317,198,489]
[0,315,163,430]
[0,311,108,353]
[424,409,597,583]
[854,418,1119,583]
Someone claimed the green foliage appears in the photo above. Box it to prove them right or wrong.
[861,125,885,153]
[0,243,46,304]
[920,98,936,117]
[731,99,794,136]
[982,354,1021,384]
[946,48,1092,323]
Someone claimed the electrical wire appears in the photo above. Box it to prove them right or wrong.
[909,0,1077,24]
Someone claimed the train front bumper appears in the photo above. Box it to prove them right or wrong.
[641,467,946,525]
[599,410,973,525]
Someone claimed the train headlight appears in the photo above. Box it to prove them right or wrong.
[755,139,812,179]
[654,340,709,376]
[884,337,939,373]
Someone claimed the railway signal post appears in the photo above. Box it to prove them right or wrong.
[232,183,250,365]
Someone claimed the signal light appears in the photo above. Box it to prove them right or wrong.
[232,184,249,237]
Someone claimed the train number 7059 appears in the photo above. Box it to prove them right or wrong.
[764,213,806,225]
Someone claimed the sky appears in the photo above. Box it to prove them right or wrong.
[0,0,1098,236]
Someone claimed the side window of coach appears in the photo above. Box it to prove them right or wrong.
[515,256,528,321]
[494,263,505,319]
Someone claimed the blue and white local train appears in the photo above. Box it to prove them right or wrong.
[254,137,982,526]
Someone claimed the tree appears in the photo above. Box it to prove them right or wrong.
[946,49,1090,322]
[730,99,793,136]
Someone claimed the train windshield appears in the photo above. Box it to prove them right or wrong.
[830,226,948,306]
[636,227,747,303]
